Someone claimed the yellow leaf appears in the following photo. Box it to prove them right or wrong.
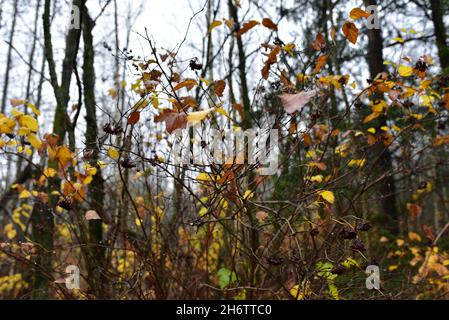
[187,108,214,124]
[388,265,398,272]
[367,128,376,134]
[319,190,335,204]
[391,37,405,43]
[243,190,255,200]
[28,133,42,149]
[398,65,413,77]
[208,20,222,33]
[0,116,16,134]
[19,190,31,199]
[43,168,57,178]
[56,146,74,168]
[107,147,120,160]
[18,115,39,132]
[363,112,380,124]
[310,175,323,183]
[27,103,41,116]
[4,224,17,239]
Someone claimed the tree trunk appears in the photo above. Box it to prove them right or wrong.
[364,0,398,232]
[429,0,449,74]
[0,0,18,113]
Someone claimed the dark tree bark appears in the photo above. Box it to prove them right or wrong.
[429,0,449,74]
[1,0,19,113]
[364,0,398,232]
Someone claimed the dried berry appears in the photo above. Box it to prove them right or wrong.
[350,238,366,252]
[340,227,357,240]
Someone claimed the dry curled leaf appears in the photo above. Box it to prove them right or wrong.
[279,90,318,114]
[342,21,358,44]
[213,80,226,97]
[311,32,326,51]
[154,109,187,134]
[85,210,101,220]
[236,20,259,37]
[127,111,140,125]
[262,18,277,31]
[349,8,371,20]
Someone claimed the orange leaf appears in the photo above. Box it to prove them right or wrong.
[314,54,329,73]
[349,8,371,20]
[236,20,259,37]
[173,79,198,91]
[262,18,277,31]
[342,21,358,44]
[311,33,326,51]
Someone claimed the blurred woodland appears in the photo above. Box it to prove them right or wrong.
[1,0,449,300]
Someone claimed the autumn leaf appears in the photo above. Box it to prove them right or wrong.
[342,21,358,44]
[127,111,141,125]
[256,211,269,222]
[398,65,414,77]
[107,147,120,160]
[319,190,335,204]
[56,146,74,168]
[262,18,277,31]
[349,8,371,20]
[314,54,329,73]
[187,108,214,124]
[208,20,222,33]
[311,33,326,51]
[213,80,226,97]
[261,45,281,79]
[154,109,187,134]
[279,90,318,114]
[173,79,198,91]
[10,99,26,107]
[18,115,39,132]
[236,20,259,37]
[85,210,101,220]
[28,133,42,149]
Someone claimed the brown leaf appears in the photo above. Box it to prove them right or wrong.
[342,21,358,44]
[279,90,318,114]
[311,32,326,51]
[85,210,101,220]
[313,54,329,73]
[127,111,141,125]
[261,45,281,79]
[154,109,187,134]
[236,20,259,37]
[423,225,435,242]
[213,80,226,97]
[262,18,277,31]
[407,203,422,221]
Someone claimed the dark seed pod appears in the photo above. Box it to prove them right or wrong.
[331,264,346,275]
[58,199,73,211]
[120,158,137,169]
[340,227,357,240]
[267,255,284,266]
[356,220,373,232]
[350,238,366,252]
[310,228,319,237]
